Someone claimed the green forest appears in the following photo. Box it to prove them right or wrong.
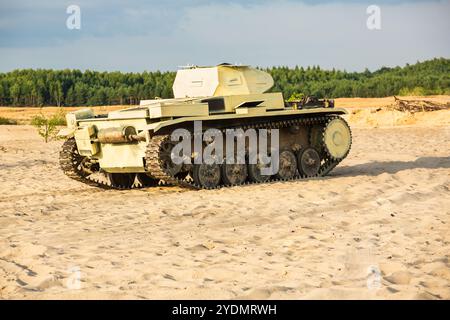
[0,58,449,107]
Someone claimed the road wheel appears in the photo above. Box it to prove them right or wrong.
[222,157,247,186]
[248,157,272,183]
[275,150,297,180]
[297,147,321,177]
[193,163,221,188]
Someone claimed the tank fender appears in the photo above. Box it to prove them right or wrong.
[57,127,76,138]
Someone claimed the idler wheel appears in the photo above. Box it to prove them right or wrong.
[275,150,297,180]
[60,138,93,178]
[297,147,321,177]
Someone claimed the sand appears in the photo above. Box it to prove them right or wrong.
[0,102,449,299]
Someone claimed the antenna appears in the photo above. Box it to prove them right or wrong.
[178,64,197,69]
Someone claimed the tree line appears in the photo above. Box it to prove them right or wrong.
[0,58,448,107]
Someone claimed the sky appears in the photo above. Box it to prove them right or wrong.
[0,0,449,72]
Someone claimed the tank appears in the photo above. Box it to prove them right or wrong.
[58,64,352,189]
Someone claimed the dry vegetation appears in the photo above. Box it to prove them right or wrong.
[1,96,449,125]
[0,105,125,125]
[335,95,450,109]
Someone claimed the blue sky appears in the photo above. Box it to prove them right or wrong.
[0,0,449,72]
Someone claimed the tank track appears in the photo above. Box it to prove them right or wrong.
[145,115,351,190]
[59,138,148,190]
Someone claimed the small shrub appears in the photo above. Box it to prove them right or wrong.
[51,109,67,126]
[398,87,427,96]
[0,117,18,125]
[287,93,305,101]
[31,112,65,143]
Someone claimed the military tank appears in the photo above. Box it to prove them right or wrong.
[58,64,352,189]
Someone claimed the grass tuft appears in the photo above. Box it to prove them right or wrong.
[0,117,18,125]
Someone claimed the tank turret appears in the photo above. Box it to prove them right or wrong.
[172,64,274,98]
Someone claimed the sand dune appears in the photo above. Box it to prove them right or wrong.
[0,110,449,299]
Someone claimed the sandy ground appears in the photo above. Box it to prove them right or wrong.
[0,105,449,299]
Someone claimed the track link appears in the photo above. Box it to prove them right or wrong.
[145,115,351,190]
[59,138,147,190]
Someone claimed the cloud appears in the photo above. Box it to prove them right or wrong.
[0,0,448,71]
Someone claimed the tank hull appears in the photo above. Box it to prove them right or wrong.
[58,64,352,189]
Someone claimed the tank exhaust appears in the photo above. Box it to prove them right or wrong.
[97,126,145,144]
